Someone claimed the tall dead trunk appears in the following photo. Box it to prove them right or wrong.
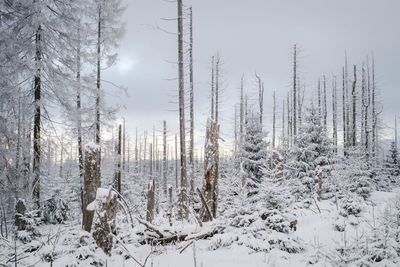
[76,25,84,213]
[60,135,63,178]
[175,133,178,188]
[318,78,321,117]
[255,73,264,126]
[189,7,195,205]
[371,55,377,162]
[352,65,357,146]
[323,75,327,129]
[211,56,215,120]
[163,121,167,195]
[240,75,244,145]
[95,8,101,145]
[282,99,285,146]
[32,25,42,209]
[215,54,220,124]
[342,67,347,156]
[293,44,297,138]
[272,91,276,149]
[177,0,187,219]
[332,77,337,154]
[123,118,126,171]
[113,124,122,193]
[213,55,220,219]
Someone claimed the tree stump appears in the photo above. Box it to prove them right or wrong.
[87,187,117,256]
[83,143,101,232]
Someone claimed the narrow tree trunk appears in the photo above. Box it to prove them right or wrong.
[323,75,327,129]
[371,55,377,162]
[318,78,321,117]
[352,65,357,146]
[282,99,285,146]
[76,24,84,213]
[240,75,244,145]
[211,56,215,120]
[113,124,122,193]
[123,118,126,171]
[255,73,263,126]
[177,0,187,219]
[272,91,276,149]
[293,44,297,137]
[175,133,178,188]
[189,7,195,205]
[332,77,337,154]
[163,121,167,195]
[60,135,63,178]
[342,67,347,156]
[32,25,42,209]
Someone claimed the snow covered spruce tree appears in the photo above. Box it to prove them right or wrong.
[238,115,268,197]
[286,106,332,200]
[385,141,400,177]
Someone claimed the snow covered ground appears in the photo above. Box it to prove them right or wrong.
[5,188,398,267]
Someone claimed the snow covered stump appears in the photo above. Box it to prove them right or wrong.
[82,143,101,232]
[87,187,118,256]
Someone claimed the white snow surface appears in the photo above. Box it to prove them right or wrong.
[3,188,399,267]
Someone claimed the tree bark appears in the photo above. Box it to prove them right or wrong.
[352,65,357,146]
[32,25,42,210]
[189,7,195,204]
[177,0,187,219]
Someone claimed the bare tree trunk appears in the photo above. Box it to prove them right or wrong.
[76,25,84,213]
[213,55,220,219]
[282,99,285,146]
[332,77,337,154]
[240,75,244,145]
[318,78,321,117]
[113,125,122,193]
[189,7,195,204]
[32,25,42,210]
[95,8,101,145]
[272,91,276,149]
[345,53,350,151]
[342,67,347,156]
[323,75,327,129]
[177,0,187,219]
[150,142,153,177]
[215,54,220,124]
[60,135,63,178]
[255,73,264,126]
[175,133,178,188]
[234,105,237,153]
[123,118,126,171]
[293,44,297,138]
[371,55,377,162]
[135,128,138,170]
[352,65,357,147]
[211,56,215,120]
[287,93,291,147]
[163,121,167,195]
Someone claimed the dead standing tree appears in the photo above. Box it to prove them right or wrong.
[189,7,195,205]
[113,124,122,193]
[177,0,188,220]
[201,119,219,222]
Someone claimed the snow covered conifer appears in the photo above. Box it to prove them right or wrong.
[385,141,400,177]
[288,107,332,198]
[238,115,267,196]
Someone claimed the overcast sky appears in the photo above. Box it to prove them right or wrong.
[103,0,400,152]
